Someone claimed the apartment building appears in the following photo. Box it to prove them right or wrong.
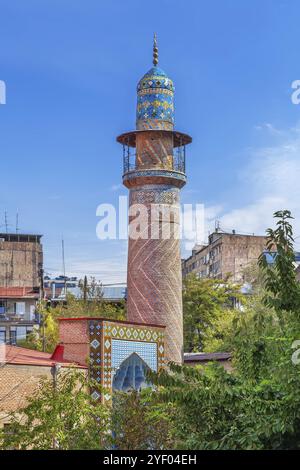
[182,231,267,282]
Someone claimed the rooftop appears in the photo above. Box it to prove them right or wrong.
[184,352,232,362]
[0,233,42,243]
[0,344,87,368]
[0,287,39,299]
[58,316,165,329]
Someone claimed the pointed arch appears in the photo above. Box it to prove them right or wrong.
[112,352,151,392]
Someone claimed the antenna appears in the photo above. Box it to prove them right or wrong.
[16,211,19,233]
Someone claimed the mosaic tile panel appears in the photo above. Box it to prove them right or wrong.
[130,186,179,205]
[88,319,165,401]
[123,169,187,185]
[136,66,174,130]
[111,339,157,373]
[89,320,103,400]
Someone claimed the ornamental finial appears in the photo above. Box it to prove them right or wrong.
[153,33,158,66]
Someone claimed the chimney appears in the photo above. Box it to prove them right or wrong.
[58,318,90,366]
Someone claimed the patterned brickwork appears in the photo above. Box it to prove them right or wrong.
[136,131,173,170]
[127,235,183,364]
[123,57,190,364]
[58,319,89,366]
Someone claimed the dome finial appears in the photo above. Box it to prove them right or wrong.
[153,33,158,66]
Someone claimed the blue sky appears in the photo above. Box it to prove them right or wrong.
[1,0,300,282]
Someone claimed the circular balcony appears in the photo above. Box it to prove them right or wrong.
[121,145,187,188]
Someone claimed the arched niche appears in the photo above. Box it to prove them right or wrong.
[112,352,151,392]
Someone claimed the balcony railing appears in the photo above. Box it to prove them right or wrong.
[0,312,40,323]
[122,145,186,175]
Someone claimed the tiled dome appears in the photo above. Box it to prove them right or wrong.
[137,66,174,92]
[136,66,175,131]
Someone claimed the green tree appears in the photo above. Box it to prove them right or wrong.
[149,210,300,449]
[183,275,241,352]
[111,389,174,450]
[19,300,59,353]
[22,276,126,353]
[0,369,110,450]
[259,209,300,316]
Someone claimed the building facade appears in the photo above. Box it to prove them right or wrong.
[182,231,268,282]
[117,36,191,364]
[58,317,165,401]
[0,233,43,344]
[0,233,43,288]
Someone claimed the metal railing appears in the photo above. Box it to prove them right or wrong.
[122,145,186,174]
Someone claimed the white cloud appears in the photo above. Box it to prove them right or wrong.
[64,258,127,284]
[204,124,300,241]
[110,184,123,192]
[254,122,283,135]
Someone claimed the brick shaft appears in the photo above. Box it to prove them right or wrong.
[125,132,184,364]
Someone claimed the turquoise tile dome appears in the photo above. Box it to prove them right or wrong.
[137,66,174,92]
[136,65,175,131]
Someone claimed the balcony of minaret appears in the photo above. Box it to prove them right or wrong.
[117,130,191,189]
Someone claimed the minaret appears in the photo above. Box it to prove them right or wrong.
[117,36,192,364]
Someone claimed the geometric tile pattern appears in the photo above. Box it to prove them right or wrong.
[130,186,179,205]
[136,66,174,130]
[111,339,157,373]
[123,169,187,185]
[88,319,165,402]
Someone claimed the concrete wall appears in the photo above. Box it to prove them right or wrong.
[0,240,43,288]
[182,233,267,282]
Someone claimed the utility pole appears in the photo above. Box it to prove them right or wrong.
[62,238,67,300]
[83,275,88,303]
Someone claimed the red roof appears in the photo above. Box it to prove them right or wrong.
[0,287,39,299]
[0,344,87,368]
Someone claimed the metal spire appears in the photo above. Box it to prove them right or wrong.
[153,33,158,66]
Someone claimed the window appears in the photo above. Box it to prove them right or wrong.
[0,327,6,344]
[0,300,6,315]
[9,328,17,345]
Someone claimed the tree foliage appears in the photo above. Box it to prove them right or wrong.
[0,369,110,450]
[5,211,300,450]
[110,389,173,450]
[21,276,125,353]
[149,210,300,449]
[183,275,241,352]
[259,210,300,316]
